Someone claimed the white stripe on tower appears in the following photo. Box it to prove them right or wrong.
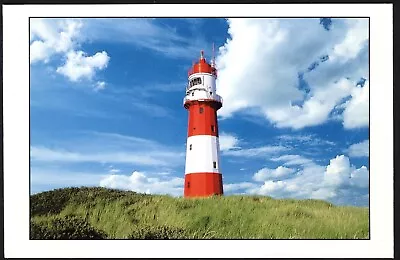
[185,135,221,174]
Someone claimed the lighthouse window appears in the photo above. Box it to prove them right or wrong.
[192,92,194,96]
[199,107,204,113]
[187,182,190,188]
[190,77,202,87]
[211,125,215,132]
[213,161,217,168]
[195,77,202,85]
[189,144,192,150]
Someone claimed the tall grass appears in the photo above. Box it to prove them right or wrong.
[30,187,369,239]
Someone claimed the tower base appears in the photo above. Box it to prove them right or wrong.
[184,172,223,197]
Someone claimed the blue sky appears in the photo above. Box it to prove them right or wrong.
[30,18,369,206]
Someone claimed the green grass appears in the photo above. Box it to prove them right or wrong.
[30,187,369,239]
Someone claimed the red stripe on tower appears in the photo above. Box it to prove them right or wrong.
[183,50,223,197]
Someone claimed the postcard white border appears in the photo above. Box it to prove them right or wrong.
[3,3,393,258]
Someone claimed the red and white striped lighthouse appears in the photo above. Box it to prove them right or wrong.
[183,50,223,197]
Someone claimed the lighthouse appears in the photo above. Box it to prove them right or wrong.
[183,50,223,197]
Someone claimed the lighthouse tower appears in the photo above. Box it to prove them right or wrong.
[183,50,223,197]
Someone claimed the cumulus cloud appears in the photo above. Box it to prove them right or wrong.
[216,18,369,130]
[263,78,355,129]
[223,182,258,193]
[30,18,83,64]
[30,18,110,86]
[310,187,337,200]
[342,80,369,128]
[30,40,53,64]
[324,155,353,187]
[253,166,296,182]
[56,50,110,81]
[100,171,183,196]
[330,18,369,61]
[320,155,369,195]
[219,132,240,151]
[347,139,369,157]
[350,166,369,188]
[243,154,369,205]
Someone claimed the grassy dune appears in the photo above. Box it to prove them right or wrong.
[30,187,369,239]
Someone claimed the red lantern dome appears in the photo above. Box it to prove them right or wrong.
[188,50,217,78]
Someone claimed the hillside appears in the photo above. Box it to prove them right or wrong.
[30,187,369,239]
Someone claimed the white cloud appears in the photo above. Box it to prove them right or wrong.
[270,154,314,166]
[223,182,257,193]
[216,18,369,129]
[109,168,121,174]
[94,81,106,91]
[247,180,301,198]
[95,153,368,200]
[218,132,287,157]
[30,18,83,64]
[310,187,337,200]
[30,131,185,168]
[30,18,110,86]
[330,18,369,61]
[277,134,313,142]
[56,50,110,81]
[219,132,240,151]
[324,155,353,187]
[243,154,369,205]
[223,145,287,157]
[347,139,369,157]
[219,132,335,161]
[30,132,185,195]
[350,166,369,188]
[82,18,207,59]
[99,171,183,196]
[343,80,369,129]
[276,134,336,146]
[253,166,296,182]
[323,154,369,189]
[30,146,178,167]
[262,78,354,129]
[30,40,53,64]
